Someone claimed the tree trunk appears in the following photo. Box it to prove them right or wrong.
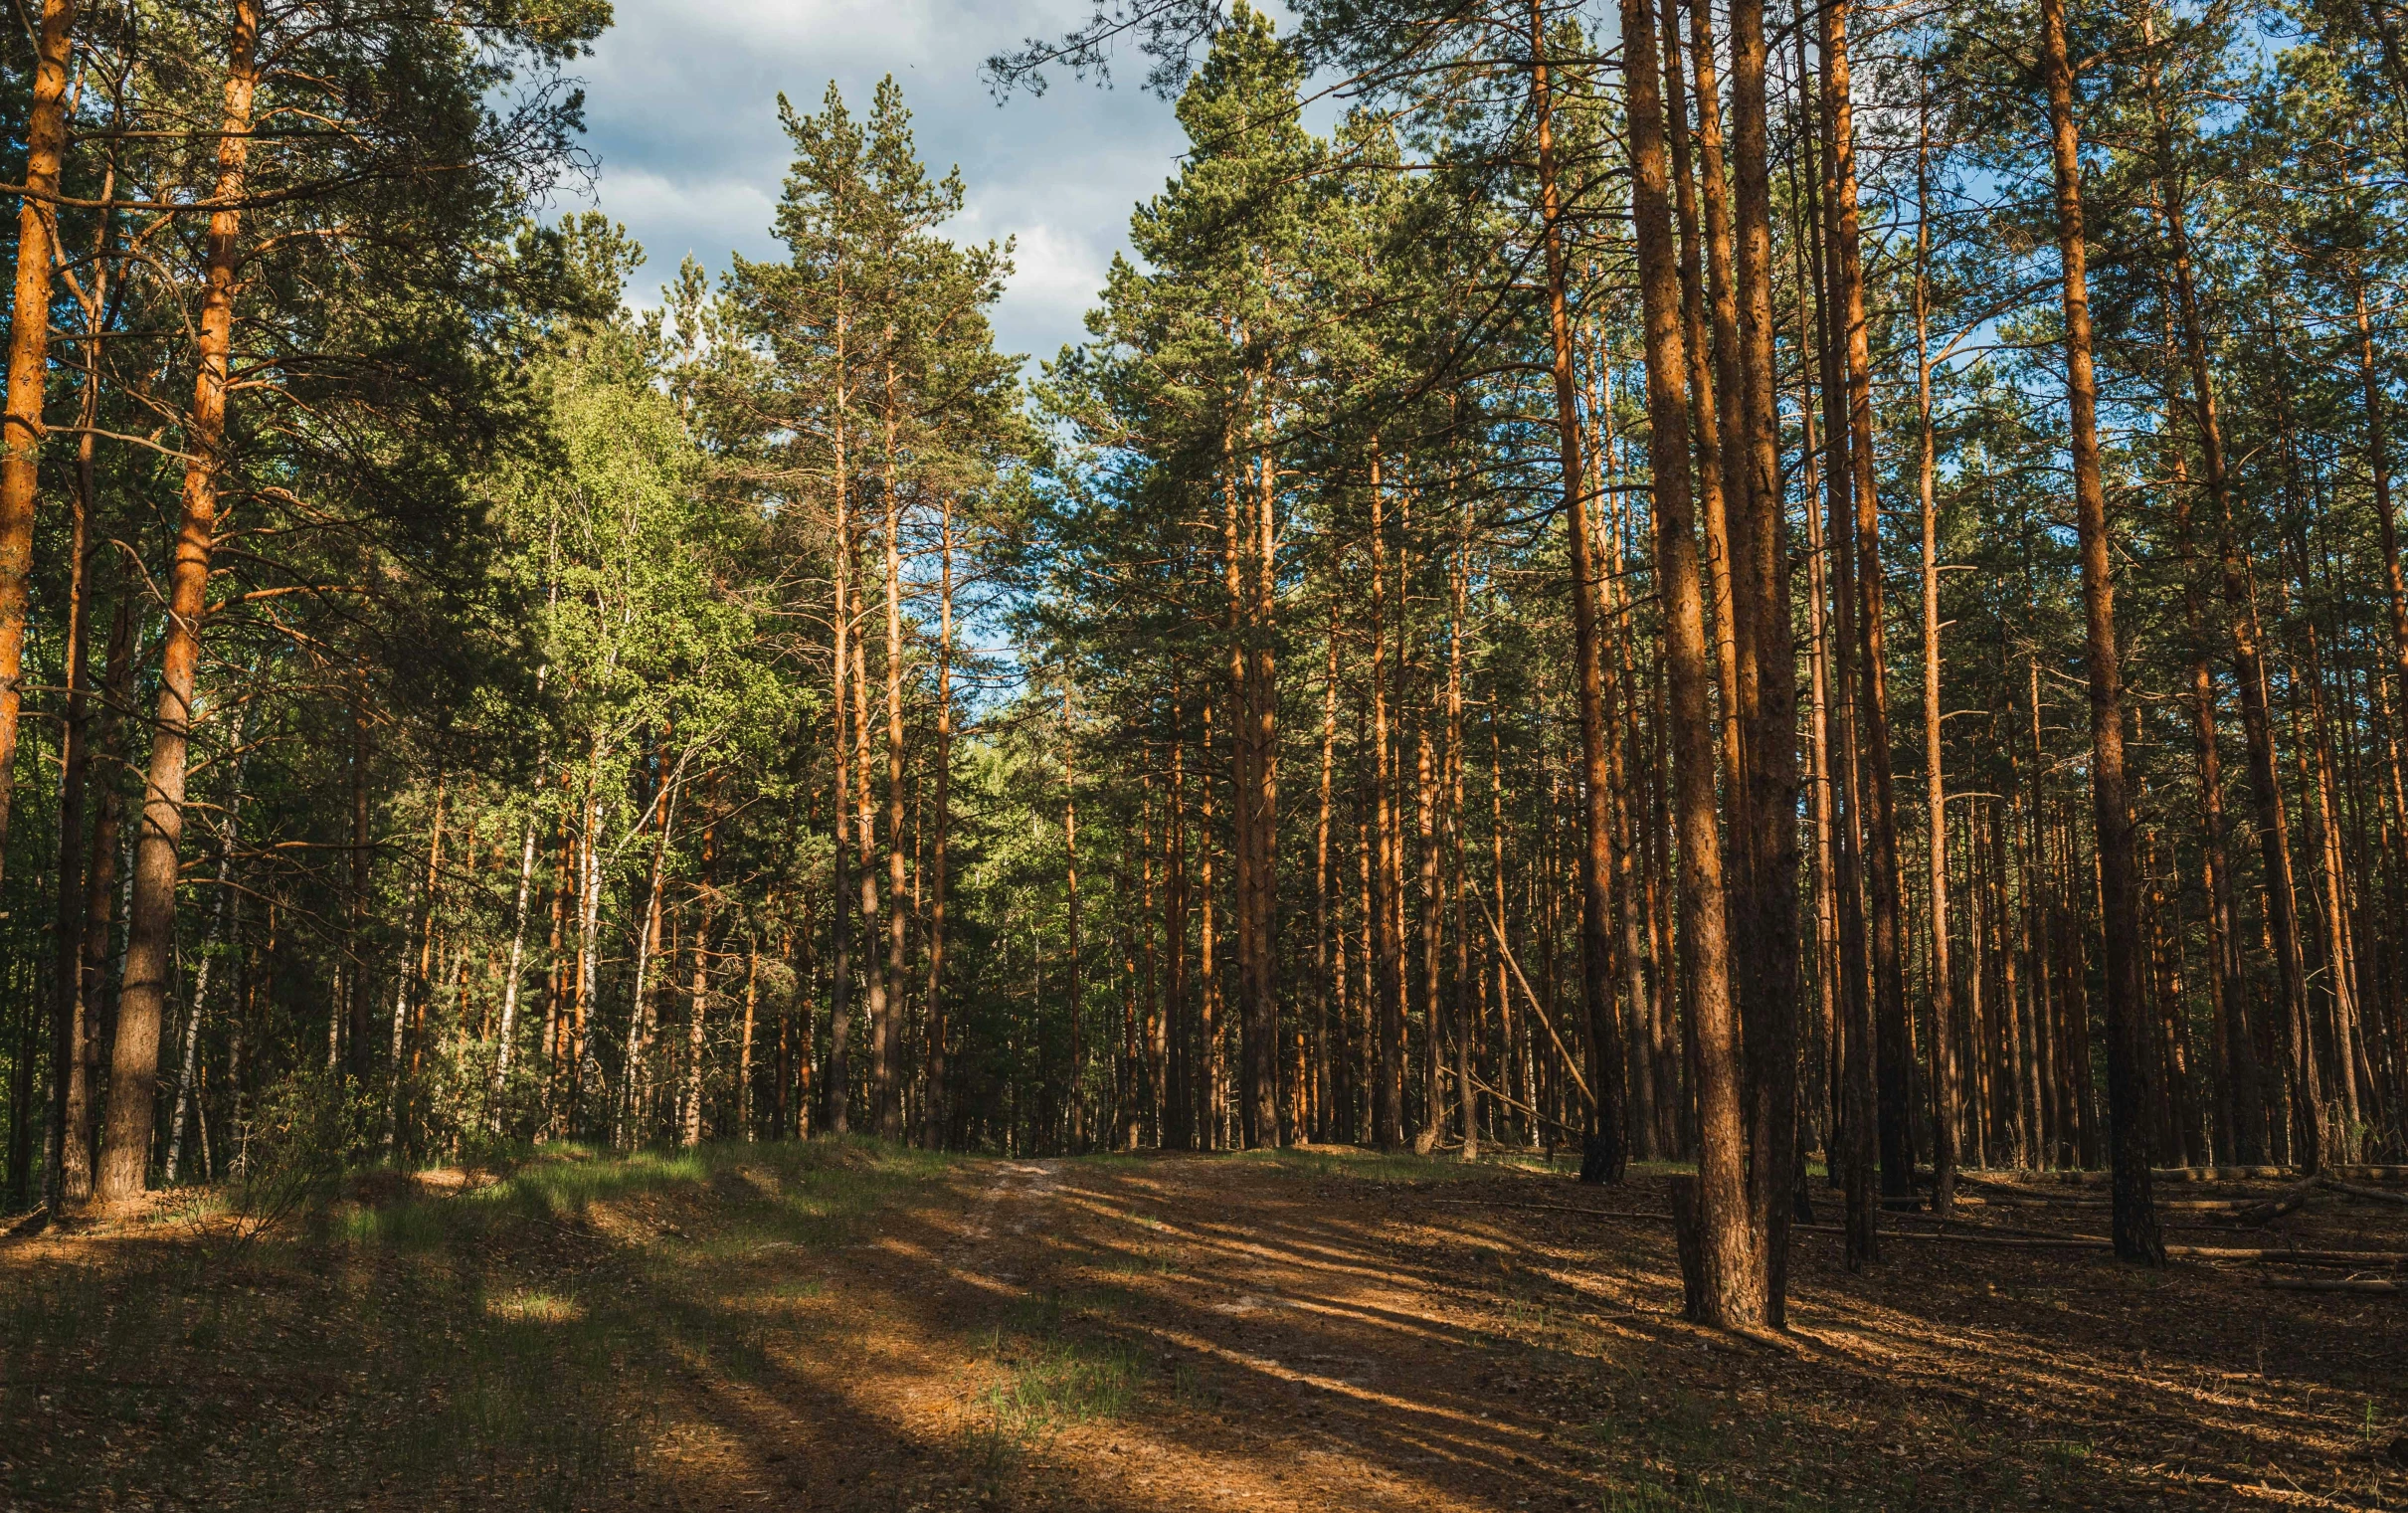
[618,772,676,1149]
[921,496,955,1148]
[96,0,262,1203]
[1243,446,1282,1148]
[2359,284,2408,799]
[1660,0,1748,862]
[166,725,247,1184]
[879,379,907,1141]
[2042,0,2162,1260]
[1414,711,1443,1155]
[682,889,710,1148]
[1797,0,1876,1261]
[1623,0,1761,1326]
[485,805,542,1133]
[1725,0,1802,1314]
[44,144,121,1211]
[1167,693,1192,1149]
[0,0,78,887]
[1914,95,1957,1213]
[1066,729,1084,1148]
[1530,0,1627,1182]
[1316,611,1340,1142]
[1370,446,1405,1149]
[1818,0,1914,1205]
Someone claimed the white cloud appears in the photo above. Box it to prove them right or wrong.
[568,0,1196,363]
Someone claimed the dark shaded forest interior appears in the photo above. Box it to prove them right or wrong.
[5,0,2408,1506]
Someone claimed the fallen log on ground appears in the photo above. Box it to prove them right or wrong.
[2321,1178,2408,1208]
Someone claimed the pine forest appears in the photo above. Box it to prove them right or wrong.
[5,0,2408,1506]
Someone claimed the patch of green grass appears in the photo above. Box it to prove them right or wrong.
[1595,1480,1755,1511]
[986,1335,1147,1431]
[969,1281,1150,1474]
[1235,1146,1502,1183]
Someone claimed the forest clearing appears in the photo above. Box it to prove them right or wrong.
[7,1142,2406,1511]
[11,0,2408,1505]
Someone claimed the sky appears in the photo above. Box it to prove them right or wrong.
[561,0,1202,371]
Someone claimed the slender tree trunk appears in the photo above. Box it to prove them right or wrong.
[1243,446,1282,1148]
[1819,0,1914,1204]
[46,419,98,1209]
[682,887,710,1148]
[0,0,78,884]
[618,773,676,1149]
[96,0,262,1202]
[1724,0,1801,1312]
[739,943,759,1139]
[1316,611,1339,1143]
[1796,0,1876,1259]
[1202,701,1222,1149]
[2358,284,2408,791]
[1661,0,1748,858]
[1414,709,1443,1155]
[1167,693,1191,1150]
[921,497,955,1148]
[1066,728,1084,1149]
[1448,515,1477,1161]
[66,597,134,1200]
[879,380,906,1140]
[486,805,542,1133]
[2042,0,2162,1259]
[44,142,123,1210]
[1370,447,1405,1149]
[2161,169,2315,1171]
[166,726,247,1184]
[1914,95,1958,1212]
[1625,0,1760,1326]
[1531,2,1627,1182]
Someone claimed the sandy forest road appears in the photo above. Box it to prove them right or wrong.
[702,1149,2406,1512]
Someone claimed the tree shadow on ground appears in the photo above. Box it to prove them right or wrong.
[2,1144,2401,1510]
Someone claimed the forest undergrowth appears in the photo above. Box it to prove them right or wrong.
[5,1143,2403,1511]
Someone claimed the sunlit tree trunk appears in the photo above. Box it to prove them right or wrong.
[486,801,543,1133]
[1913,95,1957,1212]
[97,0,263,1202]
[1316,612,1339,1143]
[0,0,78,887]
[1369,445,1405,1149]
[739,943,759,1139]
[878,370,907,1140]
[1243,445,1282,1147]
[1625,0,1760,1327]
[1660,0,1747,857]
[681,874,711,1148]
[1414,706,1442,1155]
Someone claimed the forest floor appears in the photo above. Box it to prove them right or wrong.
[3,1140,2404,1512]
